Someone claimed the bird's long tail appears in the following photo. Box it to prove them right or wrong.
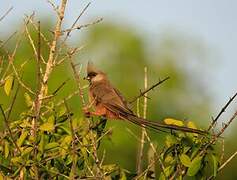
[124,114,207,135]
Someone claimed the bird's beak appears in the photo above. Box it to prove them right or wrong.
[83,76,90,81]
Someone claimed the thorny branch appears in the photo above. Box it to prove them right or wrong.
[62,18,103,33]
[129,76,170,104]
[208,91,237,131]
[63,2,91,43]
[200,110,237,157]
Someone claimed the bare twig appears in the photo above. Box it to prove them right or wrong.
[0,31,17,49]
[62,18,103,33]
[26,15,50,48]
[33,0,68,123]
[24,19,46,65]
[47,0,60,15]
[2,13,33,81]
[69,60,86,107]
[0,6,13,22]
[136,67,148,174]
[36,21,42,87]
[129,76,170,103]
[52,78,70,95]
[63,2,91,42]
[208,91,237,131]
[10,61,35,95]
[57,2,92,65]
[200,110,237,157]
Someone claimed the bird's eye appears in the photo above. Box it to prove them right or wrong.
[88,72,97,77]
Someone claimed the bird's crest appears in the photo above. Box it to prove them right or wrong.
[87,61,104,75]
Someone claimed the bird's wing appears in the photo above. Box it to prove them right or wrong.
[91,82,133,115]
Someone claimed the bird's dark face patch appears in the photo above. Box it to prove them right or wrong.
[86,72,97,81]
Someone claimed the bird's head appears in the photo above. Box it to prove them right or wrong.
[85,61,107,83]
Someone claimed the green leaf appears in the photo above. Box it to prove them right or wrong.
[38,134,45,153]
[187,121,197,129]
[165,135,177,147]
[212,154,218,177]
[164,155,174,164]
[159,166,174,180]
[16,131,28,147]
[22,147,33,156]
[24,92,33,107]
[39,116,55,132]
[4,141,9,158]
[164,118,184,126]
[4,75,14,96]
[180,154,192,167]
[45,142,59,150]
[20,119,31,128]
[120,169,127,180]
[58,106,66,117]
[11,157,22,165]
[61,135,72,147]
[101,164,118,174]
[187,156,203,176]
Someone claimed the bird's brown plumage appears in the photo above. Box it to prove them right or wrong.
[84,62,207,135]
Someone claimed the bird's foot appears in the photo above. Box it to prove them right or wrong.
[82,107,91,118]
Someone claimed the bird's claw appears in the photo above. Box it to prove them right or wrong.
[82,107,91,118]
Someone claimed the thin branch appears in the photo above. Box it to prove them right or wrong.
[26,14,50,48]
[47,0,60,15]
[129,76,170,104]
[0,31,17,49]
[63,2,91,42]
[10,61,35,95]
[69,60,86,107]
[61,18,103,33]
[200,110,237,157]
[1,13,33,80]
[36,21,42,90]
[0,105,21,153]
[0,6,13,22]
[24,19,46,65]
[52,78,70,95]
[56,45,85,66]
[208,91,237,131]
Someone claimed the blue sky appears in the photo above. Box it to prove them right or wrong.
[1,0,237,122]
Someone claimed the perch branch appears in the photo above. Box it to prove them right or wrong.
[129,76,170,103]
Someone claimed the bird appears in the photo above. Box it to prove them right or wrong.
[83,62,206,135]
